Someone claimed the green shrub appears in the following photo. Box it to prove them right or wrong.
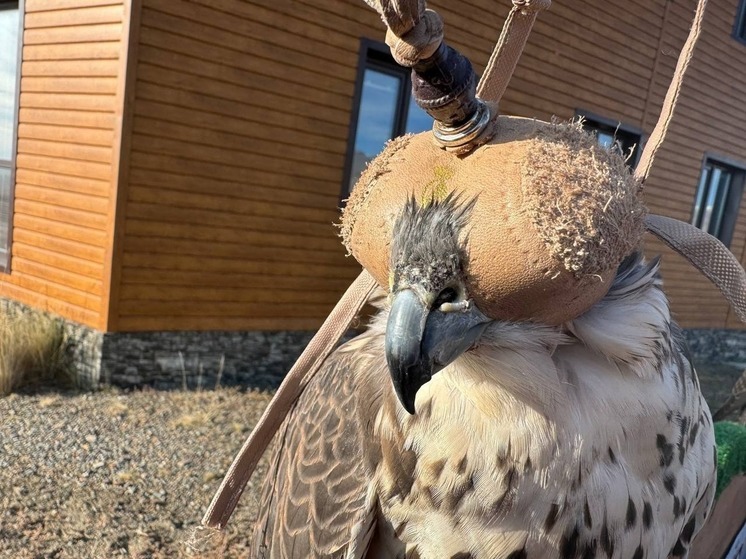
[0,309,73,395]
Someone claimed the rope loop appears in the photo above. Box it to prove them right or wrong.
[512,0,551,14]
[385,9,443,67]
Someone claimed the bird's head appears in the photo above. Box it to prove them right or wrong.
[385,194,492,414]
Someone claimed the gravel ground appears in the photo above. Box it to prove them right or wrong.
[0,360,740,559]
[0,387,274,559]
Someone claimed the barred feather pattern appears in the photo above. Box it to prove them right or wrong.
[251,254,716,558]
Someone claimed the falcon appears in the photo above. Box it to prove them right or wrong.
[250,195,716,559]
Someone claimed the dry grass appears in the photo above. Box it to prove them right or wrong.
[171,409,216,429]
[105,399,130,418]
[0,308,73,396]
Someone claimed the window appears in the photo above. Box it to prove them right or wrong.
[0,1,21,271]
[692,158,745,246]
[343,40,433,194]
[735,0,746,43]
[577,110,643,167]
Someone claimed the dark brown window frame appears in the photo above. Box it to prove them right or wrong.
[575,108,645,168]
[691,153,746,248]
[735,0,746,44]
[0,0,23,273]
[340,39,416,202]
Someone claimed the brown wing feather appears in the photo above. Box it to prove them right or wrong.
[251,331,387,558]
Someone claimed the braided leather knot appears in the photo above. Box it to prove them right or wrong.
[512,0,551,14]
[376,0,425,37]
[385,9,443,67]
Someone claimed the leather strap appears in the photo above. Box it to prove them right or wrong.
[635,0,746,324]
[477,0,551,104]
[635,0,707,182]
[202,270,378,529]
[646,214,746,324]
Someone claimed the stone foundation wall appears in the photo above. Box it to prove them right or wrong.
[0,298,316,390]
[93,328,746,390]
[4,297,746,390]
[100,330,314,390]
[684,329,746,368]
[64,319,104,388]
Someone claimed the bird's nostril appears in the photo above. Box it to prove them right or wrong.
[433,287,458,309]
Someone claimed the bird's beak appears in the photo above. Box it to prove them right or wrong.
[385,287,491,414]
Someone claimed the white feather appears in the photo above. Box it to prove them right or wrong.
[373,256,716,559]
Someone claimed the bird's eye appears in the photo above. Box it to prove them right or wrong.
[433,287,458,309]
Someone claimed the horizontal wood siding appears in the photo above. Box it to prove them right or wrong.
[117,0,746,331]
[1,0,126,328]
[118,0,375,331]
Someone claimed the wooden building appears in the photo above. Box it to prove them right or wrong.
[1,0,745,383]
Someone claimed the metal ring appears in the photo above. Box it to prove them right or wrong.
[432,100,492,149]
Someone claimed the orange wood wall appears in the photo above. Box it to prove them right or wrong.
[116,0,746,332]
[496,0,746,329]
[5,0,744,332]
[642,0,746,329]
[113,0,370,331]
[0,0,132,330]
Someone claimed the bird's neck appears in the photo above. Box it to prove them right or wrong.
[378,324,567,473]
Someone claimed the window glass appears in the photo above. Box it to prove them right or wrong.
[737,0,746,41]
[0,6,20,161]
[692,159,744,246]
[701,167,720,233]
[711,169,733,236]
[595,130,615,150]
[579,114,641,166]
[348,69,402,192]
[345,44,434,193]
[0,3,19,271]
[353,69,401,163]
[404,94,433,135]
[692,165,711,228]
[0,167,10,261]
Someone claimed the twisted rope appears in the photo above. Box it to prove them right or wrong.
[385,9,443,66]
[363,0,422,36]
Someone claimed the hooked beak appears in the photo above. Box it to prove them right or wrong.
[385,287,491,414]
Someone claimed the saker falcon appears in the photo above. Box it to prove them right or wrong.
[250,195,716,559]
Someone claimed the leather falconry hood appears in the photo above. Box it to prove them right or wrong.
[342,0,643,325]
[340,112,646,325]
